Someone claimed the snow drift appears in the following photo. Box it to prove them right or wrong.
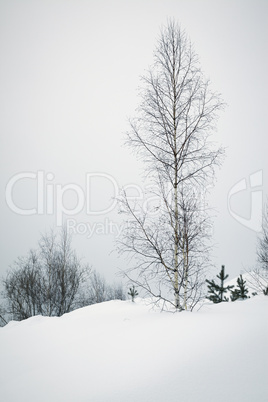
[0,296,267,402]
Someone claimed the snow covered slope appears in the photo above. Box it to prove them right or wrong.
[0,297,267,402]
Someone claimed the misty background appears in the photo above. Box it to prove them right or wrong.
[0,0,267,283]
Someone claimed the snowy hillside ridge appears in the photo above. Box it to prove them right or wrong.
[0,297,267,402]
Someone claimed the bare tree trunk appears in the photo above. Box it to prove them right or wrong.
[174,160,180,309]
[183,237,189,311]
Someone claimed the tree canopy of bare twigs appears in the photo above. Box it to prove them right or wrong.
[3,228,90,321]
[257,202,268,271]
[78,270,126,306]
[117,21,224,311]
[1,229,127,324]
[247,202,268,296]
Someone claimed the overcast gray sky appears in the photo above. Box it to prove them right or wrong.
[0,0,267,282]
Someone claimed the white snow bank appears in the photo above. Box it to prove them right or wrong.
[0,297,267,402]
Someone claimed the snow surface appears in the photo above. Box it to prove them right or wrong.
[0,296,267,402]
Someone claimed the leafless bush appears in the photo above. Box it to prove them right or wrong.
[246,202,268,296]
[80,270,126,305]
[0,304,7,326]
[2,229,90,321]
[257,202,268,271]
[107,282,126,301]
[246,268,268,296]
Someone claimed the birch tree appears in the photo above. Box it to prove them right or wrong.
[118,21,224,310]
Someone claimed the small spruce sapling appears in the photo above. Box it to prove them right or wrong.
[206,265,234,303]
[230,275,249,301]
[128,285,138,302]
